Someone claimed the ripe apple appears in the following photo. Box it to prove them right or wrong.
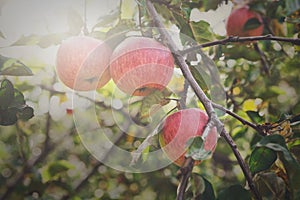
[56,36,112,91]
[109,36,174,96]
[159,108,218,167]
[226,6,264,37]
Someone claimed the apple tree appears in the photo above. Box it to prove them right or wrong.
[0,0,300,199]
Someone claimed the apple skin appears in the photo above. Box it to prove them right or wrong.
[226,6,264,37]
[159,108,218,167]
[56,36,112,91]
[109,37,174,96]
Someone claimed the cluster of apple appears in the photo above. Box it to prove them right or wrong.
[55,35,174,94]
[55,4,264,167]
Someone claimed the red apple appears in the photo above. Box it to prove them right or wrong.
[56,36,112,91]
[226,6,264,37]
[159,108,218,167]
[109,36,174,96]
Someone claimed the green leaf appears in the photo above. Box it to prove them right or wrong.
[254,172,286,199]
[0,55,33,76]
[190,20,214,43]
[10,89,25,107]
[185,136,212,161]
[11,34,41,46]
[11,33,66,49]
[133,89,171,125]
[222,45,260,61]
[203,0,224,11]
[41,160,75,183]
[217,184,251,200]
[92,11,119,31]
[243,17,263,31]
[142,145,150,162]
[256,135,300,199]
[246,111,264,124]
[0,79,14,109]
[17,106,34,121]
[190,65,209,92]
[249,147,277,174]
[191,174,216,200]
[0,108,18,126]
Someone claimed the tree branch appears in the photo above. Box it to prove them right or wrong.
[220,129,261,200]
[176,157,194,200]
[180,34,300,55]
[146,1,262,199]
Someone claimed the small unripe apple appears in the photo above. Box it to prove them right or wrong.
[226,6,264,37]
[159,108,218,167]
[56,36,112,91]
[109,37,174,96]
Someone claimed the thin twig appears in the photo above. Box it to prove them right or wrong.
[211,102,266,136]
[180,34,300,55]
[253,42,270,75]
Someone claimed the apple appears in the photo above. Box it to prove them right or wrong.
[159,108,218,167]
[109,36,174,96]
[226,6,264,37]
[56,36,112,91]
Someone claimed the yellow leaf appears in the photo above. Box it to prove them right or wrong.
[121,0,136,19]
[242,99,257,112]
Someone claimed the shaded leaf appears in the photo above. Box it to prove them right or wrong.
[10,89,25,107]
[11,33,67,49]
[0,108,18,126]
[254,172,286,199]
[41,160,75,183]
[186,136,212,161]
[217,184,251,200]
[246,111,264,124]
[11,34,40,46]
[243,18,263,31]
[249,147,277,174]
[134,89,171,125]
[222,45,261,61]
[256,135,300,199]
[190,20,214,43]
[92,10,119,31]
[190,65,209,92]
[17,106,34,121]
[191,174,216,200]
[0,79,14,109]
[0,54,32,76]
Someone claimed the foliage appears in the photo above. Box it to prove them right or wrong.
[0,0,300,199]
